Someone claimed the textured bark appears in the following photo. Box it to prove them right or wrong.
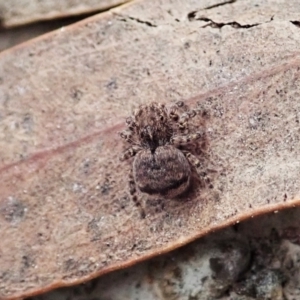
[0,0,129,27]
[1,0,300,299]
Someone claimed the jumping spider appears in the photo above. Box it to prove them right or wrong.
[119,101,205,215]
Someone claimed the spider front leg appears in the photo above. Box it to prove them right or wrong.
[129,169,146,219]
[119,145,141,161]
[119,130,133,143]
[168,100,185,121]
[179,108,201,130]
[170,131,204,146]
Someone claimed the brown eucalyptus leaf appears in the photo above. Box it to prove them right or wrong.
[0,18,87,53]
[31,207,300,300]
[1,0,300,299]
[0,0,129,27]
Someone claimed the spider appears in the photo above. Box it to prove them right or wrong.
[119,101,204,216]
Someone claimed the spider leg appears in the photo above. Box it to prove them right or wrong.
[168,100,184,121]
[119,145,141,161]
[125,116,137,131]
[184,152,213,188]
[170,131,204,146]
[119,129,134,143]
[129,169,146,218]
[184,152,202,168]
[179,109,201,130]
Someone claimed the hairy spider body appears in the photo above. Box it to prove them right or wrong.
[120,101,203,212]
[133,146,191,198]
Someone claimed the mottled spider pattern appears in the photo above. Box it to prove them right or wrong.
[119,101,205,216]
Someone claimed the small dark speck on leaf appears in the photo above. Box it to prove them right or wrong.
[187,11,197,21]
[22,114,34,133]
[184,42,190,49]
[106,78,118,90]
[143,68,151,76]
[71,87,84,102]
[100,182,111,195]
[0,197,26,223]
[291,21,300,27]
[22,256,31,268]
[64,258,77,272]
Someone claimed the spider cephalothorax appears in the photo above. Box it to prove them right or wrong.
[124,103,173,152]
[119,101,203,211]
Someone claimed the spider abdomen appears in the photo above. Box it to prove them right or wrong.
[133,145,191,198]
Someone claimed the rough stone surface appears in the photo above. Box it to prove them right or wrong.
[1,0,300,299]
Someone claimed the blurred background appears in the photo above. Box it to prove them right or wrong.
[0,0,129,52]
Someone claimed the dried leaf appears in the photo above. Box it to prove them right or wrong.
[0,0,129,27]
[31,207,300,300]
[1,0,300,299]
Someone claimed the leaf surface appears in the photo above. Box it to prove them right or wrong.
[1,0,300,298]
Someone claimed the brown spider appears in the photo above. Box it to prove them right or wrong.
[119,101,204,215]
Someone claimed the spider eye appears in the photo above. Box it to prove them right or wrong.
[159,115,164,121]
[140,127,152,140]
[140,129,147,138]
[170,112,179,121]
[126,118,136,128]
